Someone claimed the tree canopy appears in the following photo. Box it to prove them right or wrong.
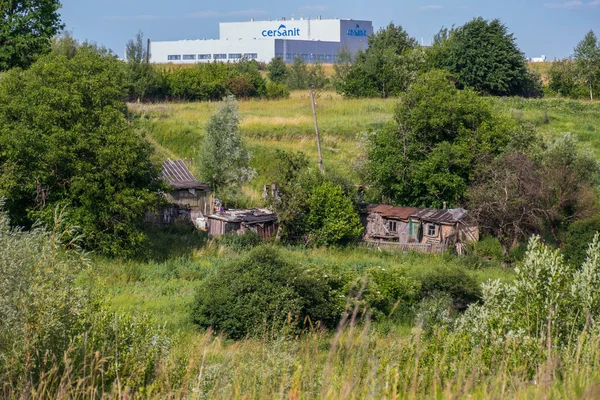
[426,18,540,97]
[574,30,600,101]
[198,96,256,193]
[337,23,422,98]
[366,70,524,207]
[0,0,64,70]
[0,46,163,256]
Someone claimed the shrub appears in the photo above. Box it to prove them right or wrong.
[265,81,291,99]
[360,266,420,322]
[563,215,600,266]
[418,267,481,311]
[191,246,343,339]
[306,181,363,246]
[228,75,256,99]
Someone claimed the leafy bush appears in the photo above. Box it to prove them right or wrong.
[167,64,229,101]
[563,215,600,266]
[418,267,481,311]
[306,181,363,246]
[451,236,600,375]
[191,246,343,339]
[228,75,256,99]
[265,81,291,99]
[360,266,420,322]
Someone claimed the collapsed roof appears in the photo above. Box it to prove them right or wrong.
[161,159,211,190]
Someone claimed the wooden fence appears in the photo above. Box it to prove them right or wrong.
[362,240,447,254]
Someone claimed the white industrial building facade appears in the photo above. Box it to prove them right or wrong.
[150,18,373,64]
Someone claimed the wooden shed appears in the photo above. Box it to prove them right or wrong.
[146,159,213,229]
[207,208,278,239]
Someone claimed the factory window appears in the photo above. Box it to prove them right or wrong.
[228,53,242,59]
[301,54,309,61]
[325,54,334,62]
[243,53,258,59]
[214,53,227,60]
[198,54,211,60]
[285,53,293,60]
[182,54,196,60]
[167,55,181,61]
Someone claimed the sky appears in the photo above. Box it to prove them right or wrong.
[60,0,599,60]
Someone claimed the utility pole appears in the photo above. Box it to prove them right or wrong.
[309,87,324,174]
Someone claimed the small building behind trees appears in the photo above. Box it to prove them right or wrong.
[146,159,213,228]
[362,204,479,253]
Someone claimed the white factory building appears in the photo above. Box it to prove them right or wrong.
[150,17,373,64]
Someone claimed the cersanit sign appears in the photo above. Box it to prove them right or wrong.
[262,24,301,37]
[347,24,367,37]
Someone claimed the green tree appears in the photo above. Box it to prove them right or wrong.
[267,56,288,83]
[307,61,328,89]
[337,23,422,98]
[429,18,540,97]
[267,150,312,243]
[574,30,600,101]
[306,181,363,246]
[367,70,522,207]
[125,31,166,101]
[548,58,589,98]
[233,58,266,97]
[198,96,256,192]
[333,45,353,91]
[286,56,309,90]
[0,45,163,256]
[50,30,78,59]
[0,0,64,70]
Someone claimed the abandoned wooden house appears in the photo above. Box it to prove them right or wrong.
[363,204,420,243]
[207,208,278,239]
[362,204,479,253]
[146,159,213,228]
[409,208,479,247]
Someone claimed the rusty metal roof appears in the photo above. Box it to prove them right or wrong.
[161,159,211,190]
[410,208,469,225]
[367,204,419,220]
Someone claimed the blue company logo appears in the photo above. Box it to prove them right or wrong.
[347,24,367,37]
[262,24,301,37]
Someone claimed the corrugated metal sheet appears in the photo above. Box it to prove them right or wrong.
[161,159,211,190]
[410,208,469,225]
